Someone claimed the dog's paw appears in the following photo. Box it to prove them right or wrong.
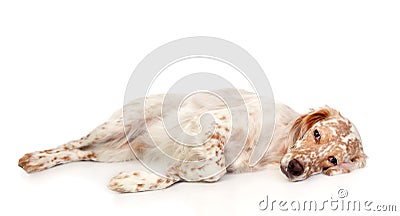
[108,171,178,193]
[18,152,48,173]
[18,150,62,173]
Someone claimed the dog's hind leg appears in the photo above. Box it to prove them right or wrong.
[18,148,99,173]
[18,109,136,173]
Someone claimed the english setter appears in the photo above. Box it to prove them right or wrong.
[18,89,367,193]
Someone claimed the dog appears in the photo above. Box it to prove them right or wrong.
[18,89,367,193]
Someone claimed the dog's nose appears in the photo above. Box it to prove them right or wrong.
[287,159,304,176]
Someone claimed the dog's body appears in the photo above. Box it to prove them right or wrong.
[18,89,367,193]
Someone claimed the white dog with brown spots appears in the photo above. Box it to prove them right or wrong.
[18,89,367,193]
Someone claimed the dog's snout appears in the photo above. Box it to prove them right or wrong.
[287,159,304,176]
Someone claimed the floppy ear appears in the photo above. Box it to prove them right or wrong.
[289,107,333,144]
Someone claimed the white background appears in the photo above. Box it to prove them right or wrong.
[1,1,399,216]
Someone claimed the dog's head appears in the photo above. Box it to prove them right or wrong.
[280,106,367,181]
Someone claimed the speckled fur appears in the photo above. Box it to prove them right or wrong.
[280,107,367,181]
[18,89,366,192]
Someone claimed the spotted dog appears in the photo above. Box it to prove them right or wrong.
[18,89,367,193]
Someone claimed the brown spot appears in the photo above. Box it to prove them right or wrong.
[136,184,144,190]
[210,132,222,140]
[86,153,96,159]
[220,116,226,120]
[133,143,148,155]
[62,156,70,161]
[18,153,32,168]
[63,146,70,150]
[165,179,171,184]
[156,178,163,184]
[216,158,222,165]
[44,149,53,154]
[133,172,139,176]
[24,163,44,173]
[38,155,45,159]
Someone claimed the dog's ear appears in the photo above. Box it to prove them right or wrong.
[289,107,333,144]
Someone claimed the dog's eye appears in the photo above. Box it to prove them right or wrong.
[328,156,337,165]
[313,129,321,143]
